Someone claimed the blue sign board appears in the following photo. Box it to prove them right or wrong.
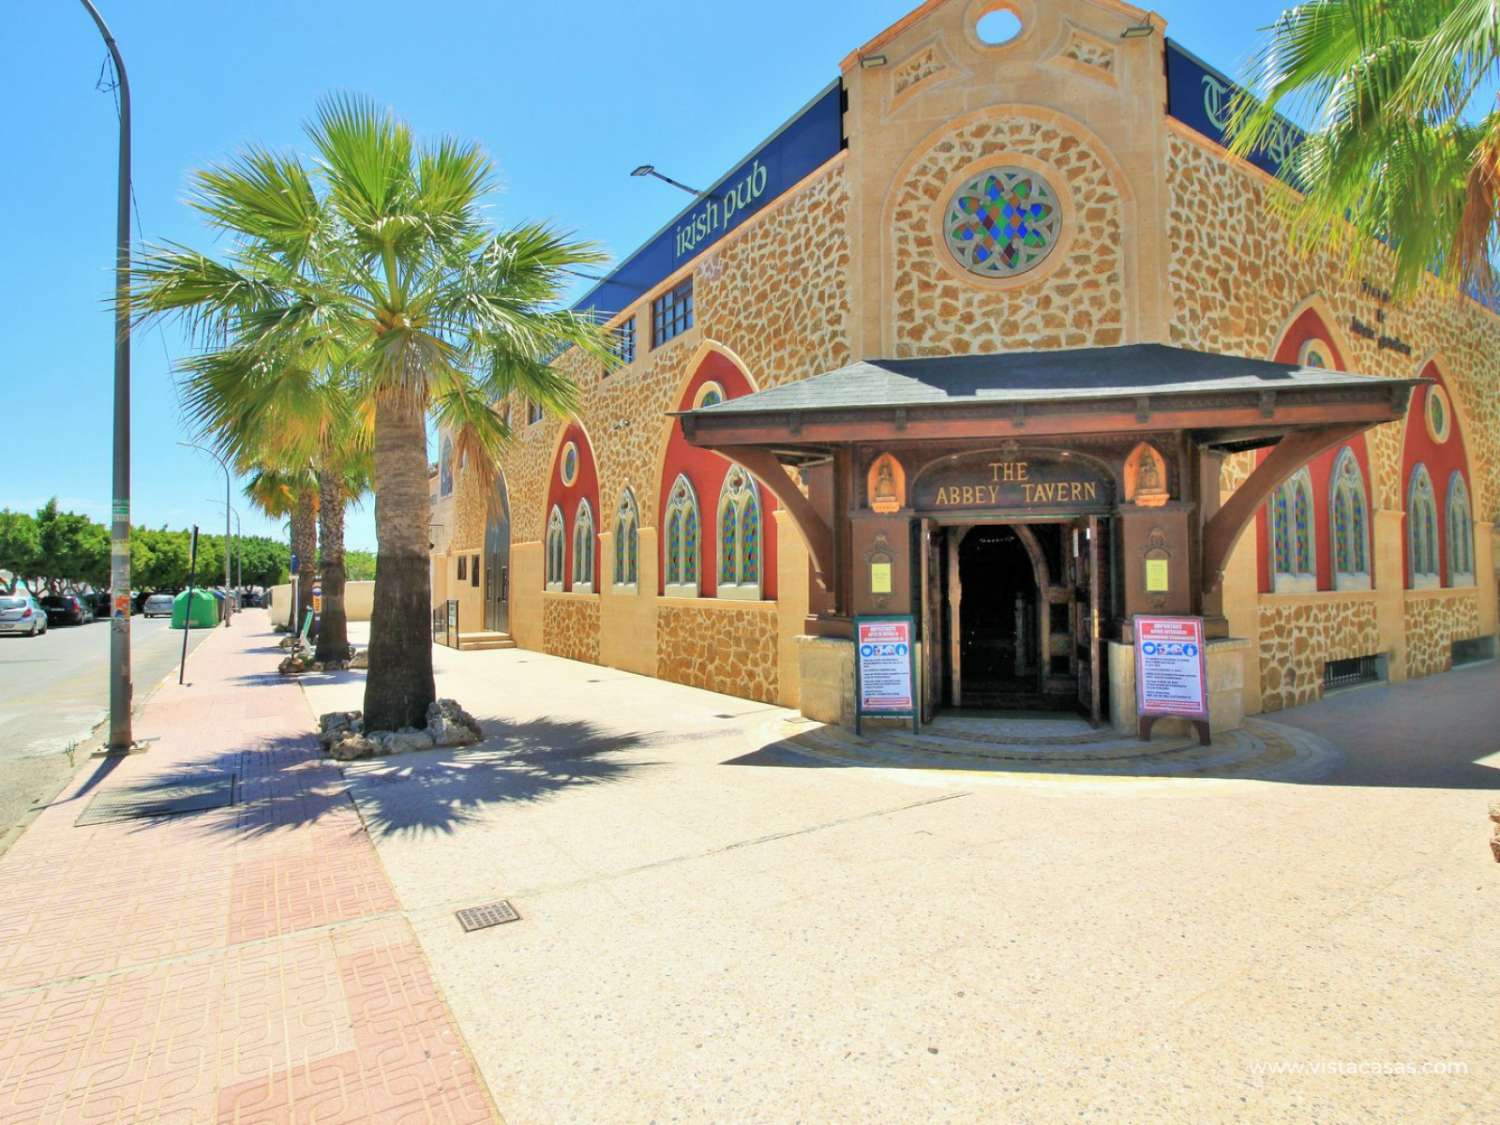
[1165,40,1306,184]
[572,81,845,323]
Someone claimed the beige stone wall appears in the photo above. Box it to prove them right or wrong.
[448,157,851,698]
[542,594,600,666]
[1256,595,1380,713]
[656,601,779,704]
[1403,590,1482,680]
[887,110,1126,355]
[1167,127,1500,519]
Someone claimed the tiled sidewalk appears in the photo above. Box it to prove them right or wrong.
[0,614,494,1123]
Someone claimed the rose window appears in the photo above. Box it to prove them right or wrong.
[944,167,1061,278]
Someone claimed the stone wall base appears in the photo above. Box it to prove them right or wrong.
[1109,636,1248,737]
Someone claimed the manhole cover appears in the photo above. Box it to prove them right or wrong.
[455,899,520,932]
[75,772,236,826]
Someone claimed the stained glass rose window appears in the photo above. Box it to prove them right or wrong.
[944,167,1061,278]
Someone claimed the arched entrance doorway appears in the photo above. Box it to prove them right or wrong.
[483,476,510,633]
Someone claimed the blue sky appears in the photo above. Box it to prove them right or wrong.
[5,0,1293,551]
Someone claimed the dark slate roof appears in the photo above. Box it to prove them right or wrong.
[688,345,1397,415]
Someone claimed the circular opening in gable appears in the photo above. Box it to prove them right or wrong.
[975,7,1023,45]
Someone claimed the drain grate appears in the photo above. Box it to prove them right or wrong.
[455,899,520,932]
[76,772,236,826]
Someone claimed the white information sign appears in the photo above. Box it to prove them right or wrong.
[1134,615,1208,720]
[856,617,916,717]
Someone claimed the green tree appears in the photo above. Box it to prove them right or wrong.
[134,96,615,729]
[0,510,40,593]
[344,549,376,581]
[29,501,109,593]
[1228,0,1500,299]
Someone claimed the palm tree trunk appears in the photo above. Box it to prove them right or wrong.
[363,394,434,730]
[315,466,349,664]
[292,491,317,633]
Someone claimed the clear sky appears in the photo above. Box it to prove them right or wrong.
[5,0,1293,552]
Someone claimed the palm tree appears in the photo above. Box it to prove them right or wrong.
[1227,0,1500,299]
[244,465,317,629]
[135,95,615,729]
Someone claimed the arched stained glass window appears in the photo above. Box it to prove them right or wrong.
[545,506,565,591]
[663,474,700,597]
[1408,465,1440,588]
[613,489,639,589]
[1270,468,1317,593]
[1330,447,1370,590]
[1446,472,1475,586]
[572,500,595,593]
[716,465,762,599]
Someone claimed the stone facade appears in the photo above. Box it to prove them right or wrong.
[656,602,779,704]
[435,0,1500,722]
[543,595,600,667]
[1256,596,1381,712]
[888,111,1126,356]
[1166,128,1500,518]
[1403,591,1482,680]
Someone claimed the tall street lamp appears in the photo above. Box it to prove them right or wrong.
[207,498,241,592]
[180,442,233,625]
[78,0,133,751]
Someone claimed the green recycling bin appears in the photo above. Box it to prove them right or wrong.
[171,589,220,629]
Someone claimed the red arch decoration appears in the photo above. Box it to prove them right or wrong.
[1400,361,1472,588]
[1254,308,1376,592]
[658,351,779,598]
[546,422,601,592]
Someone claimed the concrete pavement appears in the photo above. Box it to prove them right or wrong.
[0,610,1494,1122]
[300,626,1500,1123]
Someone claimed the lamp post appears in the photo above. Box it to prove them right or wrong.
[78,0,133,751]
[629,165,702,196]
[180,442,233,625]
[207,498,241,593]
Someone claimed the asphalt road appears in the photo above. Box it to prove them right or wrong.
[0,614,216,855]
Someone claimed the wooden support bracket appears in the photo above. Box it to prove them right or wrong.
[719,445,836,592]
[1200,424,1364,594]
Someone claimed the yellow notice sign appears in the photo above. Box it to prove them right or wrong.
[870,562,893,594]
[1145,558,1169,593]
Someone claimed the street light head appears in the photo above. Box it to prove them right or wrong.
[631,165,655,177]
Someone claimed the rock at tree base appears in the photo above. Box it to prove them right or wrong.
[428,699,483,747]
[349,649,369,669]
[316,699,482,759]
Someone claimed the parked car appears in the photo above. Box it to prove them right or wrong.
[142,593,175,618]
[0,594,47,637]
[87,591,115,620]
[40,594,91,626]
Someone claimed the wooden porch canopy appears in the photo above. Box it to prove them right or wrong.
[676,344,1418,594]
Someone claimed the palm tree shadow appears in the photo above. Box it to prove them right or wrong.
[119,717,656,843]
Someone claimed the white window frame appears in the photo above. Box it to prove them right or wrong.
[1446,471,1475,588]
[715,464,763,601]
[1329,447,1371,592]
[1408,465,1440,589]
[613,488,639,592]
[662,473,700,598]
[1270,467,1317,594]
[544,505,565,592]
[572,499,595,594]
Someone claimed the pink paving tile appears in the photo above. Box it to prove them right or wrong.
[0,617,496,1124]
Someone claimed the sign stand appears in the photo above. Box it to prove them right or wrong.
[853,614,919,736]
[1134,614,1211,746]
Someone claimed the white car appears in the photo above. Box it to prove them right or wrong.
[142,593,175,618]
[0,594,48,637]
